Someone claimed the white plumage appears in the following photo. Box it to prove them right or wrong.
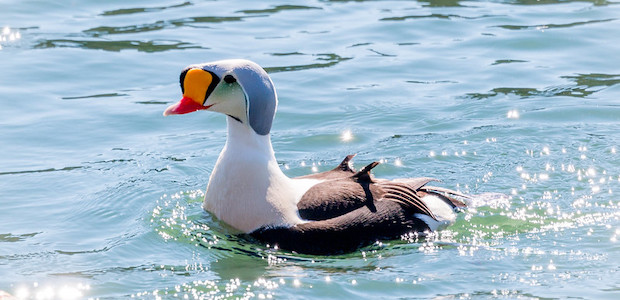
[203,117,320,232]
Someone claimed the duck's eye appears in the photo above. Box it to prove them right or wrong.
[224,75,236,84]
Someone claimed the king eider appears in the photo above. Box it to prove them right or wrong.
[163,59,471,255]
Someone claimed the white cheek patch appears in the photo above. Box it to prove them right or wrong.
[207,84,248,124]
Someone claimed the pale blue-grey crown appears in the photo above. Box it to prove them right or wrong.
[192,59,277,136]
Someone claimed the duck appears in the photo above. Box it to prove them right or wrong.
[163,59,470,255]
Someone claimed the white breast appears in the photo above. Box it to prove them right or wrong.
[202,118,320,233]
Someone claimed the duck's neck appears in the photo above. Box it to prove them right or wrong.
[203,117,302,233]
[224,116,277,162]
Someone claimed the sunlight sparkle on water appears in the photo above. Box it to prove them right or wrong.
[507,109,519,119]
[341,130,353,142]
[12,283,89,300]
[0,26,21,46]
[547,260,557,270]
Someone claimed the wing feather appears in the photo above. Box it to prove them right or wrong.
[252,200,430,255]
[380,183,437,220]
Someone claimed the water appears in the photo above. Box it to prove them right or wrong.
[1,0,620,298]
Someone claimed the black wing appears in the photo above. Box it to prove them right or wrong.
[251,199,430,255]
[253,158,470,254]
[297,161,441,221]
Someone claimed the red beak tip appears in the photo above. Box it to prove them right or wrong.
[163,96,207,116]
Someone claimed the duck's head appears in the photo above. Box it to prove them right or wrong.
[163,59,277,135]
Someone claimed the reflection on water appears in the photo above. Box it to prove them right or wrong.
[84,24,170,36]
[237,4,322,14]
[62,93,129,100]
[465,73,620,99]
[0,232,40,243]
[508,0,616,5]
[34,39,201,52]
[381,13,492,21]
[264,53,352,73]
[0,166,84,176]
[417,0,464,7]
[562,73,620,93]
[100,1,192,16]
[491,59,528,65]
[495,18,616,30]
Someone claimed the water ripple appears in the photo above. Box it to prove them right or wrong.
[100,1,192,16]
[34,39,201,52]
[84,23,169,36]
[417,0,465,7]
[496,18,617,30]
[237,5,322,14]
[169,15,247,27]
[87,15,249,36]
[0,166,85,176]
[62,93,128,100]
[0,232,41,243]
[491,59,528,65]
[264,53,352,73]
[506,0,617,5]
[465,73,620,99]
[381,13,497,21]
